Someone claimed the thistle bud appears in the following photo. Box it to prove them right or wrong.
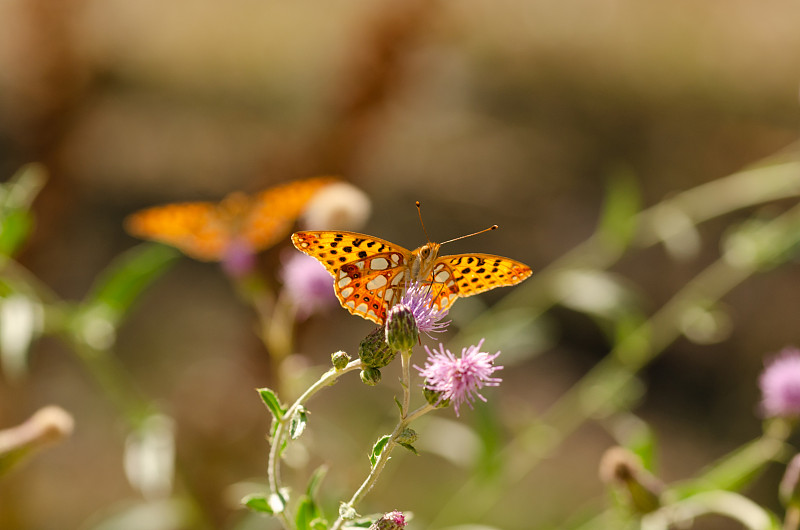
[394,428,418,445]
[359,327,397,369]
[385,304,418,352]
[331,351,351,371]
[368,510,406,530]
[599,446,662,514]
[360,367,382,386]
[423,384,451,409]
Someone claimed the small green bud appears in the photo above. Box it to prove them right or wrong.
[359,327,397,368]
[331,350,350,371]
[423,383,450,409]
[394,428,418,445]
[360,367,382,386]
[599,446,662,514]
[385,304,418,352]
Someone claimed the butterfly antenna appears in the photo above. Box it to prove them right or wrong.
[440,224,498,246]
[416,201,432,244]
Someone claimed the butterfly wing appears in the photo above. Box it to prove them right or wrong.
[425,253,532,312]
[124,202,229,261]
[292,231,412,324]
[242,177,339,252]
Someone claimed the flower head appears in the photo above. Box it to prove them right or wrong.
[414,339,502,416]
[369,510,406,530]
[400,282,450,337]
[385,304,418,352]
[760,347,800,418]
[222,239,257,278]
[281,252,336,319]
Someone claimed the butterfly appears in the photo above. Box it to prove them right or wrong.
[125,176,338,261]
[291,225,532,325]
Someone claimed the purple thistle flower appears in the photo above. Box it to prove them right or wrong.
[760,347,800,418]
[369,510,406,530]
[414,338,503,417]
[221,239,257,278]
[281,252,337,319]
[400,282,450,337]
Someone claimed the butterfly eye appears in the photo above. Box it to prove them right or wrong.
[421,247,430,258]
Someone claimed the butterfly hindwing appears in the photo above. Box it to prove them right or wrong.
[445,253,533,297]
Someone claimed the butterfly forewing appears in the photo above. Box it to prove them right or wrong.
[125,202,230,260]
[445,253,532,297]
[291,231,413,324]
[243,177,338,251]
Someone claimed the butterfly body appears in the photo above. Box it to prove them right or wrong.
[291,230,531,324]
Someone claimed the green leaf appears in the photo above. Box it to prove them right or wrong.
[399,443,418,455]
[597,166,641,251]
[257,388,286,421]
[306,465,328,498]
[242,494,273,514]
[295,495,321,530]
[290,406,308,440]
[369,435,390,468]
[83,243,180,325]
[394,396,403,413]
[0,210,32,257]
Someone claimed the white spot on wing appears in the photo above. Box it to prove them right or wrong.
[338,276,352,288]
[370,257,389,270]
[435,270,450,283]
[346,300,356,309]
[366,275,388,290]
[340,287,354,298]
[391,271,406,286]
[356,303,369,313]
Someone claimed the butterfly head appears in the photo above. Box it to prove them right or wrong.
[410,241,441,282]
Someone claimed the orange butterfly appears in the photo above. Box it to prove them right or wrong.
[291,219,532,325]
[125,176,338,262]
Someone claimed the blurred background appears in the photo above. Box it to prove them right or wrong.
[1,0,800,529]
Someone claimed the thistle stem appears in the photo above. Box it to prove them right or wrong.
[267,358,363,529]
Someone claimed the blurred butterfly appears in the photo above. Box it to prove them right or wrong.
[292,205,532,324]
[125,176,338,262]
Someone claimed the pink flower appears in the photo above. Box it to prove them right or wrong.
[369,510,406,530]
[760,347,800,418]
[399,282,450,337]
[414,339,503,416]
[281,253,336,319]
[221,239,256,278]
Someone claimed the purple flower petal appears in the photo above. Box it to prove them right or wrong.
[760,347,800,418]
[414,338,502,416]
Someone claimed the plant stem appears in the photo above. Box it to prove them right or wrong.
[329,352,431,530]
[267,359,363,529]
[400,350,412,417]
